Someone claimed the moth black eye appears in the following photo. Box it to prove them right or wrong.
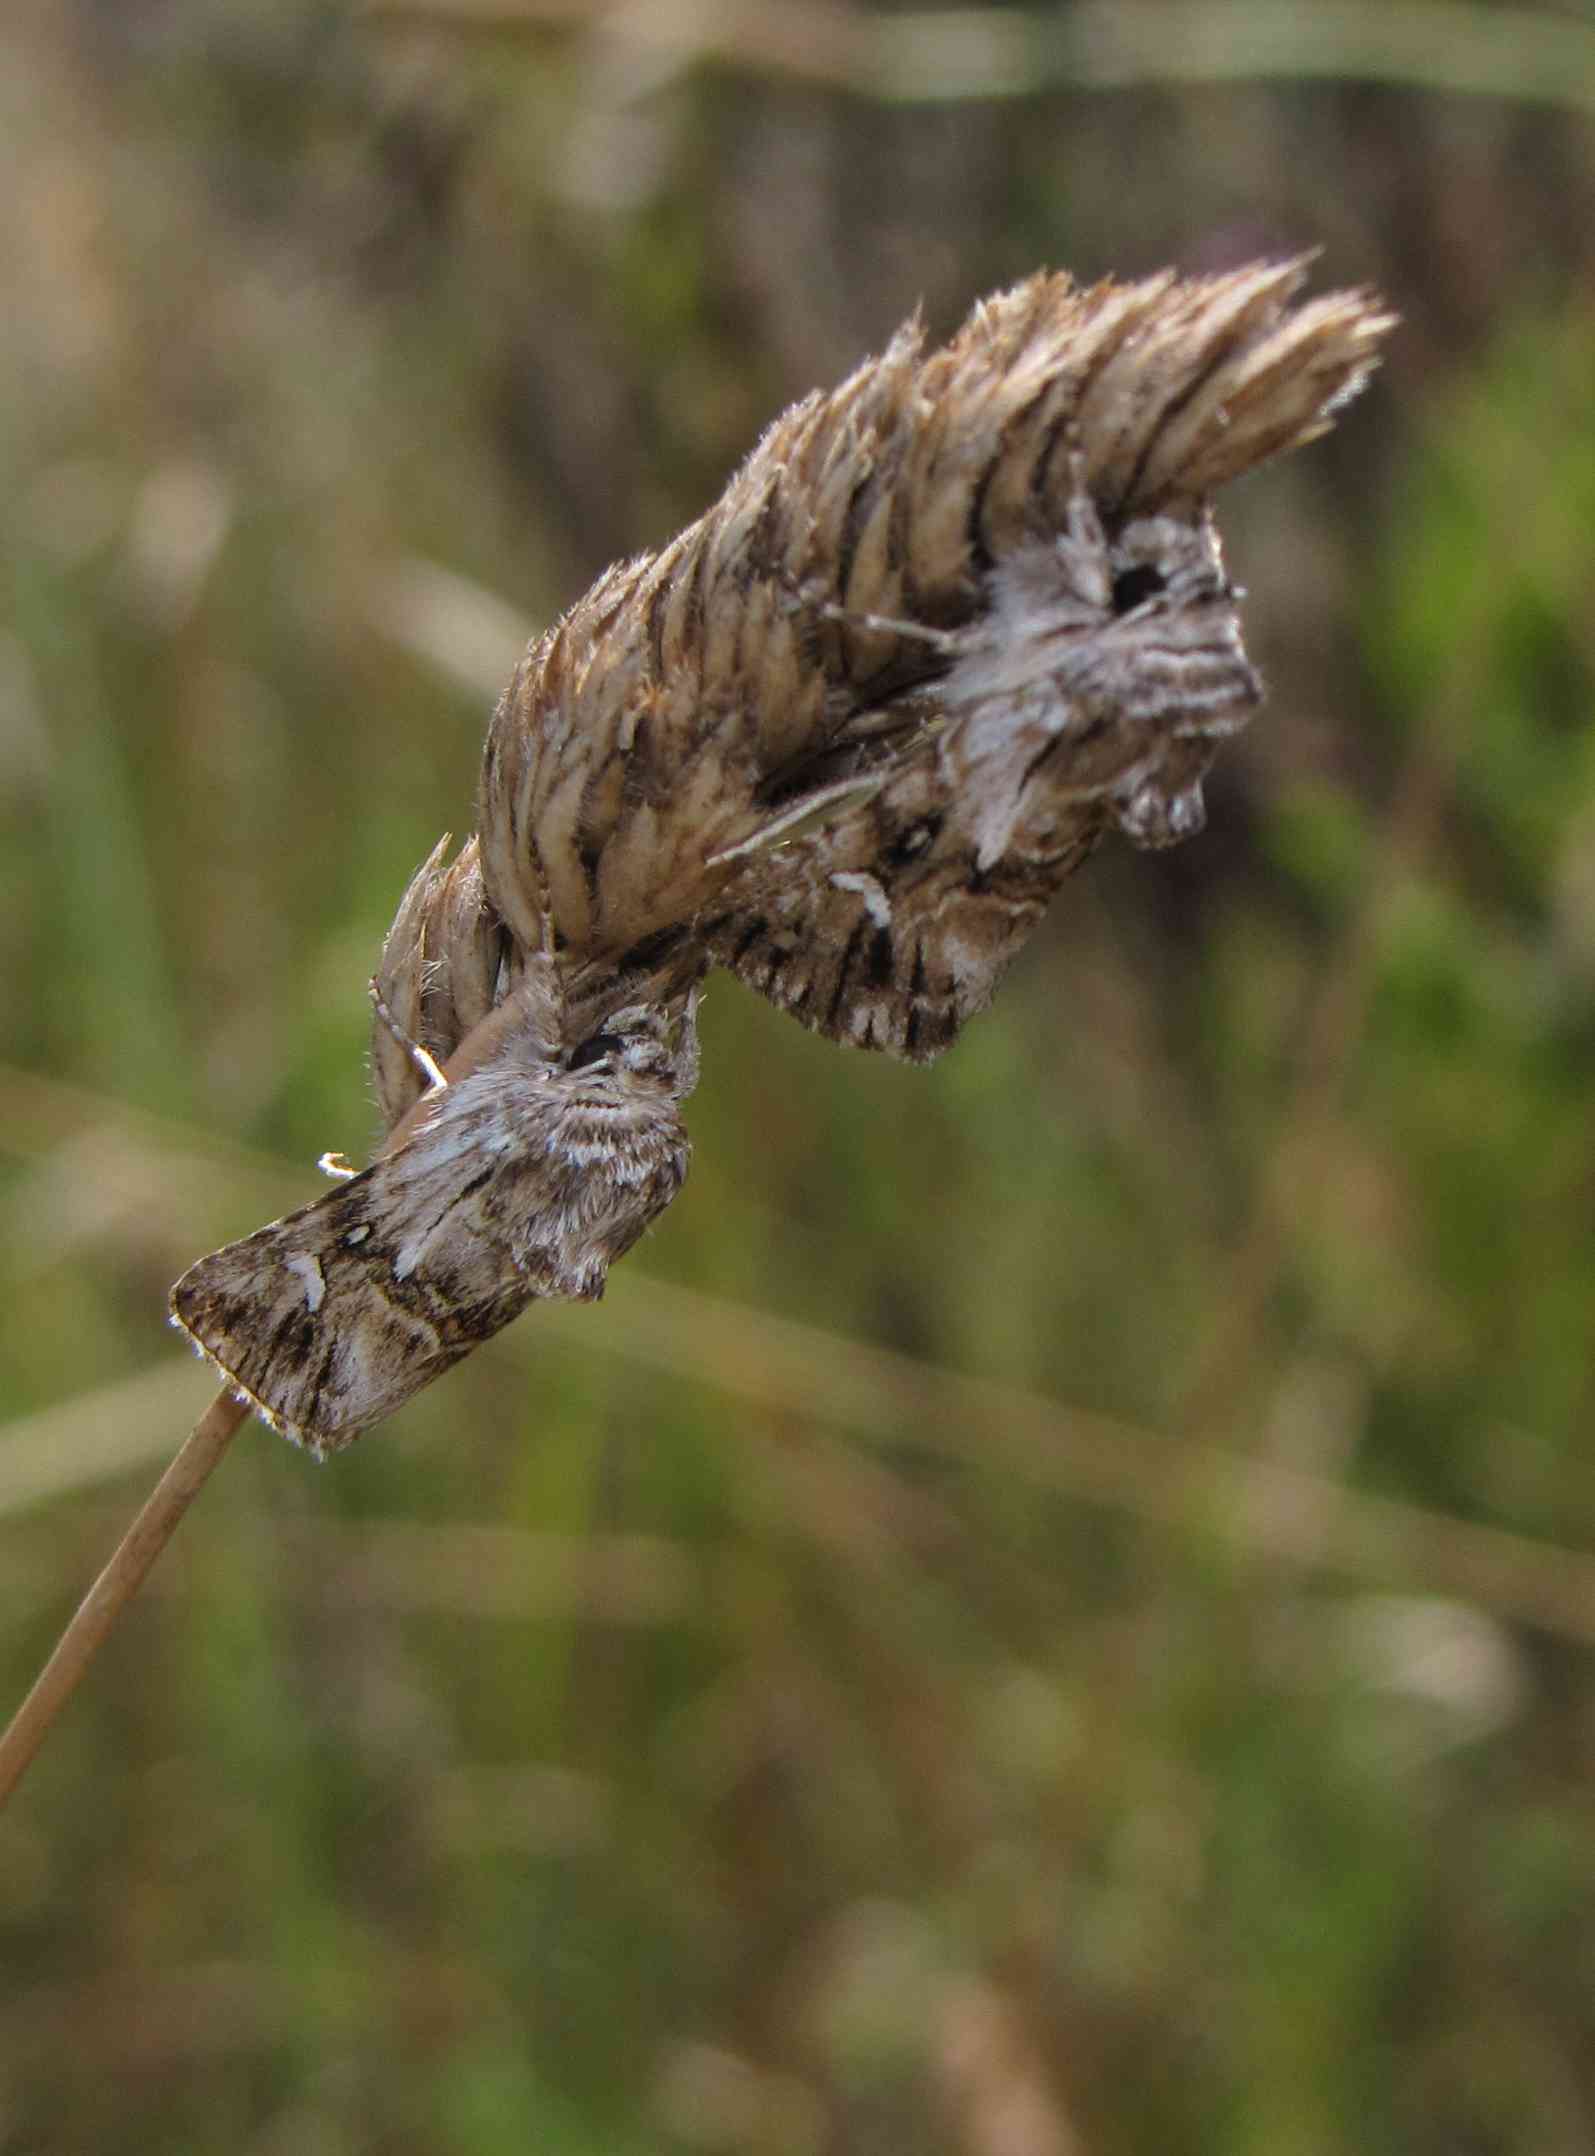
[1111,563,1165,615]
[889,814,941,865]
[568,1031,623,1072]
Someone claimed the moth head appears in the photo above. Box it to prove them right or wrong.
[1107,507,1234,615]
[566,990,700,1100]
[1089,507,1261,730]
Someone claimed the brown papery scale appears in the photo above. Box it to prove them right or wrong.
[374,258,1392,1116]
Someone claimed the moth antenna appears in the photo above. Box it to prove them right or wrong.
[368,977,448,1093]
[1060,428,1107,555]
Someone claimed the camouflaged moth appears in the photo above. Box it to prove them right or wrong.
[169,961,699,1455]
[696,459,1260,1059]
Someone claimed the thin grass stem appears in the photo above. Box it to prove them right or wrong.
[0,1387,247,1809]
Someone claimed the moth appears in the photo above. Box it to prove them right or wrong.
[696,459,1260,1059]
[170,960,699,1455]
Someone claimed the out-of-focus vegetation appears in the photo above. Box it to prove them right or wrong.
[3,4,1594,2150]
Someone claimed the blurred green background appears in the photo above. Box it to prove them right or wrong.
[4,3,1594,2150]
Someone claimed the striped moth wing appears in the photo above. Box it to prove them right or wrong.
[697,485,1260,1061]
[170,974,698,1455]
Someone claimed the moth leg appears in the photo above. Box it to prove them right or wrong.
[705,770,886,868]
[369,977,448,1093]
[814,597,962,654]
[780,570,964,656]
[317,1151,358,1181]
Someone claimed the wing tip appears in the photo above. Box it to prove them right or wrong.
[166,1296,330,1461]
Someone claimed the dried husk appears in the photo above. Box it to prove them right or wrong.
[373,259,1392,1118]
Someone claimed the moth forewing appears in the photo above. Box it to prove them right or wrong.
[169,987,698,1456]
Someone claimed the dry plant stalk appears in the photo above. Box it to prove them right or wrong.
[0,258,1391,1806]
